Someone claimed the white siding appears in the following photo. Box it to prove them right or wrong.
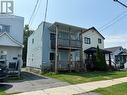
[27,23,43,68]
[105,47,124,62]
[82,29,104,51]
[0,46,22,64]
[0,15,24,66]
[0,15,24,43]
[42,23,52,65]
[0,33,21,47]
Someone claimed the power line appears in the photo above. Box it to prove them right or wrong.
[99,11,126,30]
[29,0,42,27]
[28,0,40,27]
[98,0,127,32]
[114,0,127,8]
[100,12,127,31]
[42,0,49,33]
[44,0,49,23]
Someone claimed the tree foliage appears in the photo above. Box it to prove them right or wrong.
[22,25,33,67]
[95,46,107,71]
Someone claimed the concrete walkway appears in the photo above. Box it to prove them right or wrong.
[16,77,127,95]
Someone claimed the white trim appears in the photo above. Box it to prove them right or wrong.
[0,32,23,47]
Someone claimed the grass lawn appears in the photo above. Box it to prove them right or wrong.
[43,70,127,84]
[95,82,127,95]
[0,90,9,95]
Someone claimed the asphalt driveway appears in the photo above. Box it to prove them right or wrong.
[0,72,69,94]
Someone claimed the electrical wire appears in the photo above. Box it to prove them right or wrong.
[99,11,127,31]
[28,0,40,27]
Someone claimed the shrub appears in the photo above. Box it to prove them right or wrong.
[95,46,108,71]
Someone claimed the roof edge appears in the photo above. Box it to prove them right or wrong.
[0,32,23,47]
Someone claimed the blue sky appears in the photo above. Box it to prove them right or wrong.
[14,0,127,48]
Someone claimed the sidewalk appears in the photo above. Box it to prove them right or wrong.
[16,77,127,95]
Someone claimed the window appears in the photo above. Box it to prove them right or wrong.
[84,37,91,44]
[13,57,18,60]
[98,38,102,44]
[50,33,56,40]
[0,24,10,33]
[50,53,55,60]
[58,32,69,39]
[32,39,34,44]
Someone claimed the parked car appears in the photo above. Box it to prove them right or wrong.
[0,60,8,81]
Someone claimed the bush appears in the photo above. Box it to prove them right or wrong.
[95,46,108,71]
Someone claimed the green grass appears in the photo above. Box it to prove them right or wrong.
[95,82,127,95]
[0,90,9,95]
[43,70,127,84]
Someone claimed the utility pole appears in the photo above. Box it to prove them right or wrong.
[55,25,58,73]
[113,0,127,8]
[41,0,49,72]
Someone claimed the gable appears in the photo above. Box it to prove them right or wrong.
[0,32,23,47]
[82,29,104,40]
[82,27,105,39]
[114,47,124,55]
[91,29,104,39]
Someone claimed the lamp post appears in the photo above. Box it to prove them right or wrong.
[113,0,127,8]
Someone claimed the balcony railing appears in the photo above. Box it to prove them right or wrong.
[51,38,81,49]
[51,60,81,71]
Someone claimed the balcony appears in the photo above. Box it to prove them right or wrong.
[51,38,81,50]
[51,60,82,71]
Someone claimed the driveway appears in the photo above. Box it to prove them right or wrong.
[17,77,127,95]
[0,72,69,94]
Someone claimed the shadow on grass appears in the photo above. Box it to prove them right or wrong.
[53,71,127,79]
[0,84,13,92]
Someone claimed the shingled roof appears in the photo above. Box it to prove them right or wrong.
[105,46,122,53]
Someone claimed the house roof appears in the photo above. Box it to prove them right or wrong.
[117,49,127,56]
[0,14,24,19]
[81,27,105,39]
[0,32,23,47]
[49,22,87,32]
[118,51,127,56]
[84,47,111,54]
[105,46,122,53]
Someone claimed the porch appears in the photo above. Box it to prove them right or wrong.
[115,51,127,69]
[50,49,82,71]
[84,47,112,70]
[51,61,82,71]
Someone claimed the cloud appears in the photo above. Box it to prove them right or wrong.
[104,34,127,48]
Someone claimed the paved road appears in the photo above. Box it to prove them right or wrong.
[0,72,69,94]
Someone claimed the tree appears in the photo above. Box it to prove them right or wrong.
[95,46,107,71]
[22,25,33,67]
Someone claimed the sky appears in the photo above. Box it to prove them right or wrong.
[13,0,127,48]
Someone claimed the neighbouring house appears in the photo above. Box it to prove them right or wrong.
[27,22,85,72]
[27,22,111,72]
[105,46,127,69]
[81,27,111,70]
[0,14,24,75]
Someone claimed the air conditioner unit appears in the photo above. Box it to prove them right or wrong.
[1,51,7,55]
